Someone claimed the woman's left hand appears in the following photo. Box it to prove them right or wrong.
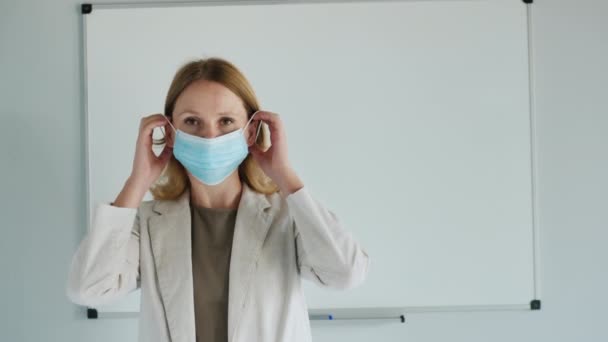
[248,111,304,196]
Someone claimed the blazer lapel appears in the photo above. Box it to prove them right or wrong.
[228,184,273,342]
[149,189,195,342]
[148,184,273,342]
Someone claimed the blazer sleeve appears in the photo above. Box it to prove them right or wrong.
[286,187,370,290]
[66,202,141,307]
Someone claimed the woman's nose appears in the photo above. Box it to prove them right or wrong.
[200,126,219,139]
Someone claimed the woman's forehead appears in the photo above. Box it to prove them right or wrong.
[174,81,246,118]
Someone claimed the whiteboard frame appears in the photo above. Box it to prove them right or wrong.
[79,0,542,317]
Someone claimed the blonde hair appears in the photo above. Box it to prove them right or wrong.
[150,57,279,200]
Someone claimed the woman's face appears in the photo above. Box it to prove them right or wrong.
[169,80,256,146]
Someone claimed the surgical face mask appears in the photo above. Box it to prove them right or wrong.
[165,110,261,186]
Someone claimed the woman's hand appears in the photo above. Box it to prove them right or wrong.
[129,113,174,190]
[248,111,304,196]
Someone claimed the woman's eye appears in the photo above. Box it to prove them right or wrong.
[220,118,234,126]
[185,117,198,125]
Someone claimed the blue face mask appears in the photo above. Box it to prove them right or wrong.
[165,111,261,186]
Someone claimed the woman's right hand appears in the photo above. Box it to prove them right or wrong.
[129,113,174,190]
[112,114,173,208]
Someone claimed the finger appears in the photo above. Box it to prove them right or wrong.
[251,112,282,134]
[142,113,166,126]
[158,144,173,162]
[160,120,175,141]
[251,111,280,123]
[143,117,171,138]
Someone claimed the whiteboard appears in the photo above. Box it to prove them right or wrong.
[82,0,539,316]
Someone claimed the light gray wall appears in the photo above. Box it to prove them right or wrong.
[2,0,606,341]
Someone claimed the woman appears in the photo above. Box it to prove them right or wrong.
[66,57,370,342]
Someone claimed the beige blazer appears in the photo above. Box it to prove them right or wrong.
[66,184,370,342]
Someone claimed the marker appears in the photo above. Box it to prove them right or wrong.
[309,314,333,320]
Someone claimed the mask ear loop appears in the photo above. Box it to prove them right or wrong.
[158,116,177,148]
[245,110,263,142]
[164,116,177,134]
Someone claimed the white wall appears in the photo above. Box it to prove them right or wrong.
[1,0,606,341]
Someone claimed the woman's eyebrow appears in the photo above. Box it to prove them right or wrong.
[177,110,236,117]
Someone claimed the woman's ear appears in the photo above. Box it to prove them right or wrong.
[164,119,175,148]
[245,120,259,147]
